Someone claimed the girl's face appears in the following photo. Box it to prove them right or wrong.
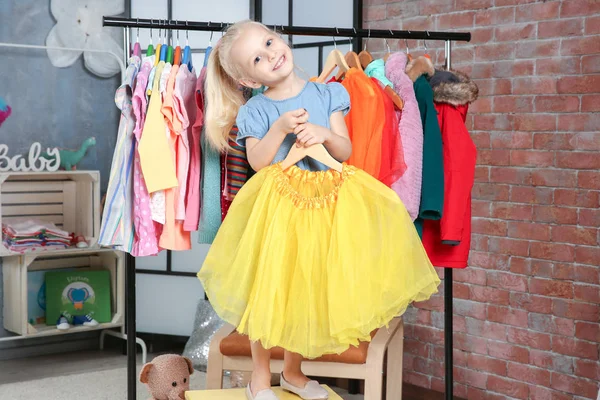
[231,25,294,88]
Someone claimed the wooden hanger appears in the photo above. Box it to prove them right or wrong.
[385,86,404,110]
[316,49,350,83]
[358,50,373,69]
[345,51,362,70]
[281,144,343,172]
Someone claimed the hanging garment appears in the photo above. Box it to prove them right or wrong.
[98,55,140,252]
[138,60,179,193]
[159,64,191,251]
[131,56,161,257]
[422,70,478,268]
[198,163,440,359]
[341,68,385,177]
[184,68,206,232]
[385,52,424,221]
[225,127,249,200]
[220,152,233,221]
[406,56,444,237]
[373,78,406,187]
[364,58,394,89]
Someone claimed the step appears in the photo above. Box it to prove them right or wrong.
[186,385,342,399]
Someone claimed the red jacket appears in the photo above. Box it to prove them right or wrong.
[422,102,476,268]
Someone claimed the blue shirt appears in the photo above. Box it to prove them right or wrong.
[236,81,350,171]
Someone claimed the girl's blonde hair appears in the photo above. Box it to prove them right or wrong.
[204,20,273,152]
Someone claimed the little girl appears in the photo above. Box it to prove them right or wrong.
[199,20,440,400]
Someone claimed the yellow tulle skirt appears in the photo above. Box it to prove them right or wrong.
[198,163,440,359]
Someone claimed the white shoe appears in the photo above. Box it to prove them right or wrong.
[246,383,279,400]
[56,315,70,330]
[280,373,328,400]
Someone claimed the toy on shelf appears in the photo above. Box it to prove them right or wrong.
[42,136,96,171]
[140,354,195,400]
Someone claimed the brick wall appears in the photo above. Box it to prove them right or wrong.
[364,1,600,399]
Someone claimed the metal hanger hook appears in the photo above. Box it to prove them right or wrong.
[333,27,339,48]
[176,20,180,43]
[149,19,153,42]
[405,31,410,54]
[424,31,430,50]
[136,18,139,41]
[208,21,214,45]
[363,29,370,52]
[385,29,393,53]
[186,20,189,44]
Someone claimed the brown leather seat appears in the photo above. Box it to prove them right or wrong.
[220,331,377,365]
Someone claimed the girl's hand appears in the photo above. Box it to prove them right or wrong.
[274,108,309,135]
[293,123,332,147]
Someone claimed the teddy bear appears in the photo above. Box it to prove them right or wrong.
[140,354,194,400]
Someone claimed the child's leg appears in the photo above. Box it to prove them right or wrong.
[282,350,311,387]
[250,340,272,394]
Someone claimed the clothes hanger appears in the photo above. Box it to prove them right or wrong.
[358,29,373,69]
[203,24,213,68]
[344,29,363,71]
[182,21,193,71]
[281,144,343,172]
[166,20,174,64]
[154,21,162,65]
[146,21,154,56]
[132,19,141,57]
[405,36,412,61]
[383,30,392,62]
[423,32,432,60]
[316,29,350,83]
[159,20,168,62]
[173,21,182,65]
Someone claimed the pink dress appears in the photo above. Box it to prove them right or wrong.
[131,56,161,256]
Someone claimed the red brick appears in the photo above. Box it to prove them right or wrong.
[471,63,493,79]
[555,189,599,208]
[586,15,600,34]
[563,36,600,56]
[403,371,430,389]
[516,40,560,59]
[553,299,600,322]
[575,132,600,151]
[535,95,580,113]
[469,27,495,45]
[558,76,600,95]
[472,218,508,236]
[475,43,515,61]
[454,366,488,389]
[386,2,419,18]
[436,12,475,29]
[467,387,507,400]
[403,338,430,358]
[507,362,551,386]
[470,251,510,270]
[574,284,600,304]
[528,314,575,336]
[454,268,487,285]
[530,350,575,374]
[533,205,578,224]
[518,1,560,20]
[469,97,492,114]
[533,132,575,151]
[474,114,513,131]
[575,321,600,343]
[513,79,558,95]
[414,294,444,312]
[419,0,454,14]
[473,183,510,201]
[487,375,529,399]
[530,260,554,278]
[508,221,551,241]
[453,282,470,300]
[469,285,510,305]
[466,318,508,341]
[561,0,600,17]
[556,152,600,169]
[552,225,598,246]
[453,299,487,320]
[364,5,386,21]
[578,171,600,190]
[493,96,533,113]
[510,150,554,167]
[455,0,494,10]
[472,200,491,218]
[553,336,599,360]
[477,149,511,166]
[472,234,489,251]
[582,55,600,73]
[491,131,532,149]
[509,257,531,275]
[488,237,530,257]
[467,354,507,376]
[495,24,536,42]
[531,169,577,187]
[487,271,527,292]
[489,167,531,185]
[554,264,600,285]
[511,188,552,205]
[579,208,600,227]
[575,359,600,381]
[507,327,552,351]
[537,57,581,75]
[488,342,529,363]
[475,7,515,25]
[539,19,584,38]
[551,372,600,398]
[581,94,600,112]
[491,203,533,221]
[454,332,488,355]
[413,356,444,378]
[575,246,600,266]
[529,278,573,299]
[530,242,575,262]
[472,132,491,149]
[530,386,575,400]
[487,305,529,327]
[510,292,553,314]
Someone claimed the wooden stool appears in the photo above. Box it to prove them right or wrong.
[186,385,342,400]
[205,317,404,400]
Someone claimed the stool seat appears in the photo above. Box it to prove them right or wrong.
[185,385,342,400]
[220,331,376,365]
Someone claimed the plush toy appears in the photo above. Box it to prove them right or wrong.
[140,354,194,400]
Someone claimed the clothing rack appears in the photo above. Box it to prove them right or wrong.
[103,16,470,400]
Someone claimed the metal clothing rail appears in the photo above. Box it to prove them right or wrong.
[103,16,471,42]
[104,15,469,400]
